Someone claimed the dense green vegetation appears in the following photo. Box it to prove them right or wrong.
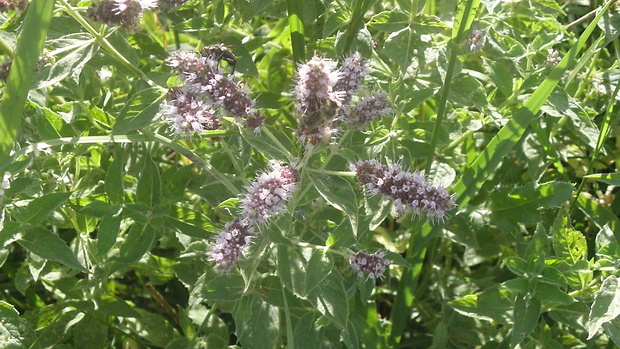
[2,0,620,348]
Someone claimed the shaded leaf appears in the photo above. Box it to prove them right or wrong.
[448,286,514,324]
[511,296,541,348]
[118,223,157,264]
[310,175,358,236]
[234,294,279,348]
[18,227,87,272]
[14,191,72,226]
[112,87,165,134]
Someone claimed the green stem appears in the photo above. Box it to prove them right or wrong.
[306,168,355,177]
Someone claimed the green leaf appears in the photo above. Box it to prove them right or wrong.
[533,283,575,305]
[14,191,72,226]
[277,245,307,296]
[18,227,87,272]
[511,295,541,348]
[598,7,620,45]
[585,172,620,186]
[112,87,165,134]
[73,311,108,349]
[200,271,245,301]
[304,249,332,297]
[0,301,28,348]
[96,295,140,317]
[384,27,415,70]
[136,155,162,207]
[130,309,179,347]
[577,194,620,238]
[552,210,586,263]
[602,317,620,347]
[310,175,358,236]
[368,11,409,33]
[491,182,573,230]
[452,0,481,40]
[240,126,296,162]
[306,271,348,329]
[448,286,514,324]
[504,257,529,278]
[96,206,122,257]
[35,35,97,89]
[524,223,549,259]
[118,223,157,264]
[234,294,279,348]
[293,312,327,349]
[588,275,620,339]
[287,0,305,62]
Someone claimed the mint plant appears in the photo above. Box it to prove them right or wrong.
[2,0,620,348]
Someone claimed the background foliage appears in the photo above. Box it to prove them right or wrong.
[2,0,620,348]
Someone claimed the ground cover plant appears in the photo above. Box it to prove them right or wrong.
[2,0,620,348]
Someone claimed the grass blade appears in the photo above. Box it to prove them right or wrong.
[0,0,54,163]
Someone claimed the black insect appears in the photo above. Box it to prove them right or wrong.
[201,44,237,73]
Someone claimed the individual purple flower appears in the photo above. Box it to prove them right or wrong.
[164,86,220,136]
[0,0,25,12]
[355,160,456,222]
[294,56,343,144]
[210,218,255,272]
[345,92,391,129]
[350,251,391,280]
[88,0,156,29]
[465,29,484,52]
[334,52,367,107]
[240,163,300,224]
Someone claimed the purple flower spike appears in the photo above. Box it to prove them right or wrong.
[206,74,255,118]
[345,92,391,129]
[0,0,26,12]
[355,160,456,222]
[334,52,368,107]
[88,0,156,29]
[167,50,255,118]
[240,164,300,224]
[294,56,343,144]
[350,251,391,280]
[210,218,255,272]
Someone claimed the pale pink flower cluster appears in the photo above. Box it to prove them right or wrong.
[294,53,391,145]
[349,251,391,280]
[239,164,300,224]
[88,0,153,29]
[164,50,263,136]
[0,0,25,12]
[355,160,456,222]
[210,164,300,272]
[209,218,255,273]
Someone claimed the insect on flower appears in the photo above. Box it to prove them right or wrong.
[300,97,341,131]
[201,44,237,73]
